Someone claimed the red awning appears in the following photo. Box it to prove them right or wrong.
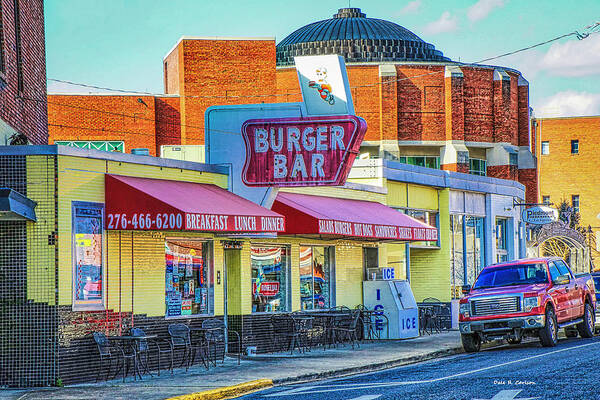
[272,192,438,241]
[105,174,284,232]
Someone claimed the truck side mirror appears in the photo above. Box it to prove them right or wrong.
[462,285,471,295]
[553,274,570,285]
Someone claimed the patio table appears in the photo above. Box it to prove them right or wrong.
[108,334,158,380]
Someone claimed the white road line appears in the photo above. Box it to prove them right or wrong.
[266,341,600,396]
[347,396,381,400]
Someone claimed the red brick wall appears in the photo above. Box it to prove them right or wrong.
[179,39,277,145]
[487,165,518,181]
[518,168,537,204]
[517,84,529,147]
[163,45,181,95]
[396,66,446,141]
[348,66,380,141]
[0,0,47,144]
[462,68,494,143]
[48,95,157,154]
[155,96,181,155]
[445,73,464,141]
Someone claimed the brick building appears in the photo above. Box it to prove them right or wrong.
[533,115,600,246]
[0,0,47,145]
[48,7,537,201]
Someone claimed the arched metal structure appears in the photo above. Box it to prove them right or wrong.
[527,221,591,273]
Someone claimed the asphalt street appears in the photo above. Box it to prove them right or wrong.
[241,335,600,400]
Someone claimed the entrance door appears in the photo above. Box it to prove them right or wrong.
[224,249,242,315]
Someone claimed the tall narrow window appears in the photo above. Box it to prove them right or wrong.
[13,0,22,92]
[72,202,104,311]
[541,141,549,155]
[299,246,333,310]
[251,246,290,313]
[572,195,580,213]
[165,240,213,317]
[0,1,5,76]
[571,140,579,154]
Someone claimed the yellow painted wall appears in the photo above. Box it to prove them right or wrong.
[56,154,228,307]
[26,155,57,304]
[105,231,221,318]
[282,186,385,203]
[408,184,438,210]
[387,182,408,207]
[409,189,452,302]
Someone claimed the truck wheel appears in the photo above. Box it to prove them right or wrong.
[539,307,558,347]
[577,303,595,338]
[461,333,481,353]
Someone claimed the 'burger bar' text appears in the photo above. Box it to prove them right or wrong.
[318,219,438,240]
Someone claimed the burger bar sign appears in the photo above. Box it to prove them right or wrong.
[241,115,367,187]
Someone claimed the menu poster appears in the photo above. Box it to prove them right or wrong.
[189,280,195,296]
[165,273,174,292]
[167,294,182,317]
[182,300,192,315]
[73,202,104,310]
[184,281,189,297]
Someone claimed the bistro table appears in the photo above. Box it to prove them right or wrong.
[298,311,351,348]
[108,334,158,380]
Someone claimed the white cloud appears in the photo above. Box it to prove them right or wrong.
[535,91,600,118]
[539,34,600,77]
[398,0,421,15]
[423,11,458,35]
[467,0,505,22]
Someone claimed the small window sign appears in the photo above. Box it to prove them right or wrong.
[382,267,395,280]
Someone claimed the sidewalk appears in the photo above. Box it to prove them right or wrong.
[1,331,462,400]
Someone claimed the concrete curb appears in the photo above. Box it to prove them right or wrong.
[164,379,273,400]
[272,347,464,385]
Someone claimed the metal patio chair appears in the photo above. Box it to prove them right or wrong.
[201,318,241,366]
[130,327,172,376]
[331,309,361,349]
[168,323,208,372]
[93,332,136,382]
[271,314,302,354]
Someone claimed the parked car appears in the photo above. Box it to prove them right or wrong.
[591,272,600,332]
[459,257,596,352]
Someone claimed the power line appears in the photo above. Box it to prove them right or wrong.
[39,22,600,142]
[46,22,599,96]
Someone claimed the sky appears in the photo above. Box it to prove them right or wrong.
[45,0,600,118]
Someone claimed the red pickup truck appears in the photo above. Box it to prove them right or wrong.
[459,257,596,352]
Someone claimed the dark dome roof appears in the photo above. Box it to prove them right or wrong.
[277,8,450,66]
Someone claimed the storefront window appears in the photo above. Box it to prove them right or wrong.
[465,216,485,285]
[451,215,486,297]
[72,202,104,310]
[450,215,464,298]
[251,246,290,313]
[165,240,213,317]
[299,246,333,310]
